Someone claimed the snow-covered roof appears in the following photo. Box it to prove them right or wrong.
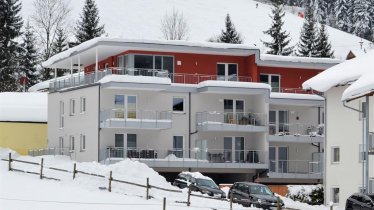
[270,92,324,101]
[303,49,374,93]
[0,92,47,122]
[98,74,172,85]
[42,37,259,69]
[342,70,374,101]
[260,54,341,64]
[197,80,271,90]
[180,171,213,180]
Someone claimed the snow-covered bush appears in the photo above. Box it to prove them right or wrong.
[286,185,324,205]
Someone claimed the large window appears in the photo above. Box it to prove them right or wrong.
[127,134,137,149]
[114,95,137,119]
[80,134,86,151]
[69,136,75,152]
[70,99,76,116]
[80,97,86,113]
[260,74,280,92]
[134,55,174,73]
[217,63,238,81]
[173,97,185,113]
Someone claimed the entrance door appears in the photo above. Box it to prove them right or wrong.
[269,147,276,172]
[224,99,244,124]
[235,137,245,162]
[217,63,238,81]
[114,134,125,158]
[114,95,137,119]
[173,136,184,158]
[278,111,289,133]
[278,147,288,173]
[224,137,244,162]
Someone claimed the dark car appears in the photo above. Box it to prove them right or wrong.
[228,182,284,209]
[346,193,374,210]
[173,172,226,198]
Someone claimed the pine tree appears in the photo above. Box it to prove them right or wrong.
[315,23,334,58]
[353,0,371,38]
[19,21,39,89]
[0,0,23,92]
[51,28,68,77]
[297,5,318,57]
[334,0,351,32]
[262,0,293,55]
[218,14,243,44]
[75,0,105,44]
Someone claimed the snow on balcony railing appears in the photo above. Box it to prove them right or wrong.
[269,160,323,174]
[103,147,267,165]
[279,87,322,95]
[196,111,267,127]
[269,123,324,136]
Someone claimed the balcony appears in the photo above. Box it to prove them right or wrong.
[268,123,324,143]
[268,160,323,179]
[171,73,251,84]
[100,109,172,129]
[103,147,268,170]
[196,111,267,132]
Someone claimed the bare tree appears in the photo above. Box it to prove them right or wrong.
[32,0,71,60]
[161,9,189,40]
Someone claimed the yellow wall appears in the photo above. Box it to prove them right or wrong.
[0,122,47,155]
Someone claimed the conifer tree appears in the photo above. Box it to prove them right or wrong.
[297,5,318,57]
[218,14,243,44]
[20,21,39,88]
[262,0,293,55]
[75,0,105,44]
[51,28,68,77]
[353,0,371,38]
[315,23,334,58]
[334,0,351,32]
[0,0,23,92]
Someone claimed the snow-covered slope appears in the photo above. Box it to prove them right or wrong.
[20,0,371,60]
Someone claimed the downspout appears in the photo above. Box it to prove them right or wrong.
[188,92,191,159]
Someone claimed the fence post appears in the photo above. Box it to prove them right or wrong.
[8,153,12,171]
[40,158,44,179]
[230,190,233,210]
[277,196,281,210]
[73,163,77,179]
[146,177,149,200]
[163,197,166,210]
[108,171,112,192]
[187,184,191,206]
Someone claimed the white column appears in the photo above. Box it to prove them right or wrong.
[54,68,57,80]
[95,47,98,81]
[78,55,81,85]
[70,58,73,86]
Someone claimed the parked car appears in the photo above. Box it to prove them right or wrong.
[228,182,284,209]
[346,193,374,210]
[173,172,226,198]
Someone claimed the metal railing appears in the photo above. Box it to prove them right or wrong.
[103,147,267,164]
[268,123,324,136]
[269,160,322,174]
[196,111,267,127]
[28,147,71,157]
[101,109,172,125]
[170,73,252,84]
[279,87,322,95]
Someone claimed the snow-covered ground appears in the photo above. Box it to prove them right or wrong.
[20,0,372,59]
[0,149,339,210]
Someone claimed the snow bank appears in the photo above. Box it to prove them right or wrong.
[98,74,171,85]
[303,49,374,93]
[197,80,271,90]
[180,171,213,180]
[0,92,47,122]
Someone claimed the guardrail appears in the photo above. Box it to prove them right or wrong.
[196,111,267,127]
[171,73,252,84]
[269,123,324,136]
[269,160,322,174]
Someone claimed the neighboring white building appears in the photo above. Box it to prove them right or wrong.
[42,38,333,184]
[303,50,374,208]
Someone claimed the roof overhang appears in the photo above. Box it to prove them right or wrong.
[43,38,260,69]
[257,55,341,70]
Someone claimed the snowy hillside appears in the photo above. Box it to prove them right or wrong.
[20,0,371,59]
[0,149,337,210]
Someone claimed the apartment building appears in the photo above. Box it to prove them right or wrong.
[44,38,339,183]
[304,50,374,208]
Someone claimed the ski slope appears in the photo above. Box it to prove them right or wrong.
[20,0,372,60]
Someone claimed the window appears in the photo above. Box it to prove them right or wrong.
[173,97,185,113]
[217,63,238,81]
[173,136,184,158]
[115,134,124,147]
[260,74,280,92]
[59,101,64,128]
[80,134,86,151]
[69,136,75,151]
[114,95,137,119]
[80,97,86,113]
[133,54,174,74]
[332,147,340,163]
[70,99,76,115]
[127,134,137,149]
[331,187,339,203]
[59,137,64,149]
